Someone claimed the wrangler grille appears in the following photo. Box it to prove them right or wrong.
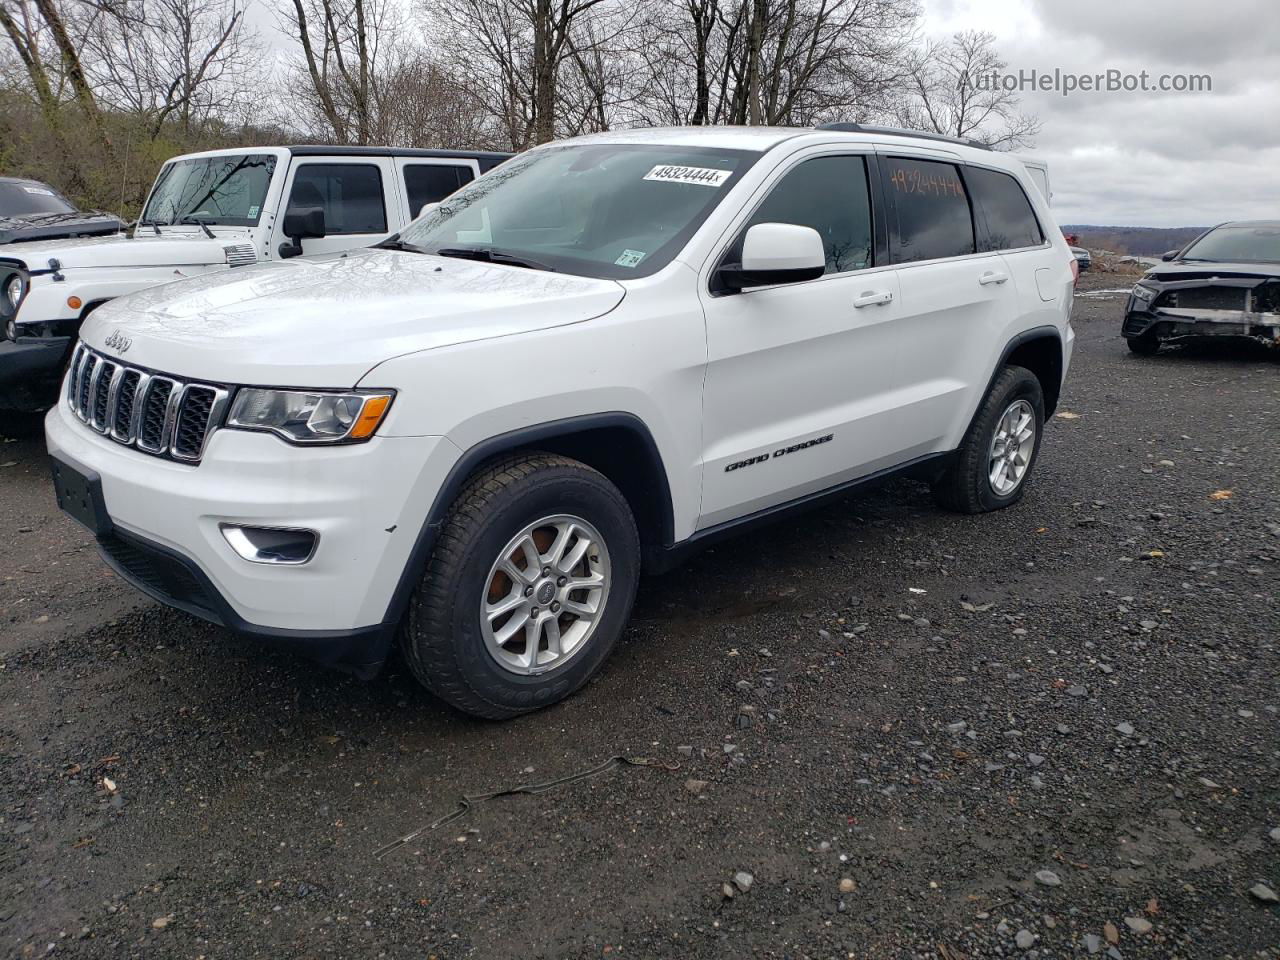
[66,342,229,464]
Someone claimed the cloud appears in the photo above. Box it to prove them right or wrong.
[922,0,1280,225]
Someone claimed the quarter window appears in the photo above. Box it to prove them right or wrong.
[881,157,975,263]
[403,164,475,214]
[966,166,1044,251]
[743,155,873,274]
[287,164,386,235]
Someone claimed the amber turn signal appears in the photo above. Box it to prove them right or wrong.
[350,395,392,439]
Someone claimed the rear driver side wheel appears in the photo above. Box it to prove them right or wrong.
[398,453,640,719]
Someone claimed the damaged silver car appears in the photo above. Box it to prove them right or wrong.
[1122,220,1280,355]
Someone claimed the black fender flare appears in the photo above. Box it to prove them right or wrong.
[378,411,675,630]
[970,324,1065,428]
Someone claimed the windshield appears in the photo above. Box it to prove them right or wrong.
[1180,223,1280,263]
[397,143,758,279]
[141,154,277,227]
[0,180,76,218]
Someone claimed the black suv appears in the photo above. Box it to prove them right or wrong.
[0,177,123,246]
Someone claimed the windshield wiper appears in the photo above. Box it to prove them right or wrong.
[134,218,164,236]
[435,246,557,272]
[374,235,428,253]
[180,215,216,238]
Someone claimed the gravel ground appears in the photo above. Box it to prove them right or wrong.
[2,272,1278,959]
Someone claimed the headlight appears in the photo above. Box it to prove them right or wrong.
[226,388,394,444]
[5,275,24,309]
[1131,282,1157,303]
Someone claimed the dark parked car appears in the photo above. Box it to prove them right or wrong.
[1122,220,1280,355]
[1070,246,1091,272]
[0,177,122,245]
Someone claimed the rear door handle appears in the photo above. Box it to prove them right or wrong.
[853,290,894,308]
[979,270,1009,286]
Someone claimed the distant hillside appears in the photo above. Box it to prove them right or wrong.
[1061,225,1209,257]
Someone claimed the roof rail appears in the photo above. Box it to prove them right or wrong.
[815,122,993,151]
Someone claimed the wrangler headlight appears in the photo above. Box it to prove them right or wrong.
[5,275,24,309]
[226,388,394,444]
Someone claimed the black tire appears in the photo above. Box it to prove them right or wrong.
[932,365,1045,514]
[1126,334,1160,356]
[398,453,640,719]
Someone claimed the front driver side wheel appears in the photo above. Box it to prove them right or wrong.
[398,453,640,719]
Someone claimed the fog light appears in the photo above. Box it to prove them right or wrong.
[220,524,318,564]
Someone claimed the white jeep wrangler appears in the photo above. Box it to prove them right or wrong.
[46,125,1075,718]
[1,145,508,411]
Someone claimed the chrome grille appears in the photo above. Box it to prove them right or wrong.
[66,342,229,464]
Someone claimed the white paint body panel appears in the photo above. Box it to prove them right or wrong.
[77,250,625,387]
[46,127,1075,635]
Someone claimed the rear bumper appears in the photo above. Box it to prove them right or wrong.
[0,335,72,410]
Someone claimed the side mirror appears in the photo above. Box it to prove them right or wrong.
[279,207,326,259]
[418,202,439,219]
[717,223,826,292]
[1161,249,1180,262]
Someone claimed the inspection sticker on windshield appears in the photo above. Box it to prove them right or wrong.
[615,249,646,268]
[248,205,260,217]
[23,186,54,196]
[644,165,731,187]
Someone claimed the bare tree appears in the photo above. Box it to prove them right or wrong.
[283,0,396,144]
[83,0,261,140]
[898,30,1040,149]
[0,0,61,128]
[628,0,919,129]
[1,0,112,152]
[433,0,616,149]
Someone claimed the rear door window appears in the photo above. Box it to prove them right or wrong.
[403,164,475,214]
[287,164,386,235]
[737,155,873,274]
[965,166,1044,251]
[881,157,975,263]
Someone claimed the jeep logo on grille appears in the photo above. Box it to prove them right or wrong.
[104,330,132,354]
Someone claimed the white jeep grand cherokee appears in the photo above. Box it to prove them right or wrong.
[46,125,1075,718]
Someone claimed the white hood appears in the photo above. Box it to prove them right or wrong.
[1,231,240,270]
[80,249,626,386]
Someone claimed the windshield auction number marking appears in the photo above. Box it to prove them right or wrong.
[643,165,732,188]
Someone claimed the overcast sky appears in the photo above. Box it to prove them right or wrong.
[248,0,1278,228]
[922,0,1280,226]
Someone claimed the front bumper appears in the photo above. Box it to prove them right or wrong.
[46,399,459,668]
[0,335,73,410]
[1123,306,1280,346]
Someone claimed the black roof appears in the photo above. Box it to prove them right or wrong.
[285,145,512,168]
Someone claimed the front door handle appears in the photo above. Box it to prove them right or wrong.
[979,270,1009,285]
[853,290,894,308]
